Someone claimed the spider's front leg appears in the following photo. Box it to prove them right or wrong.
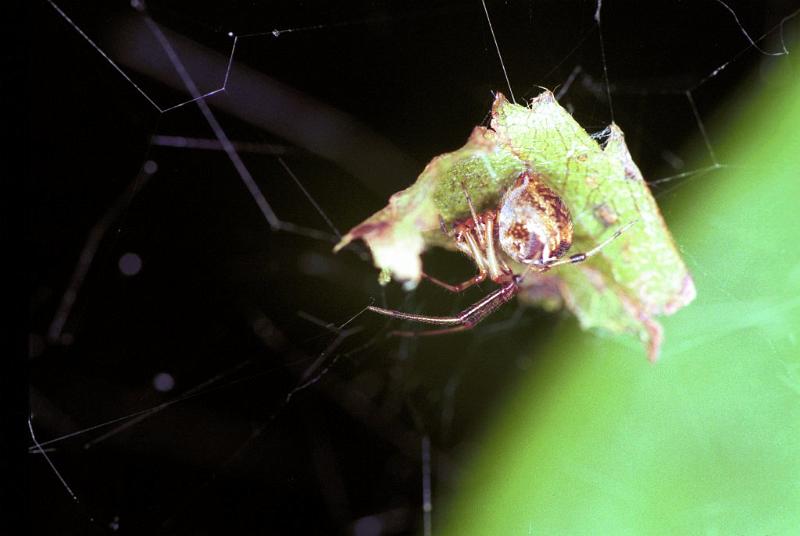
[422,211,512,293]
[419,218,491,293]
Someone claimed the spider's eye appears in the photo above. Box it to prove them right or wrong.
[497,171,574,264]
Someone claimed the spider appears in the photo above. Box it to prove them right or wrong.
[368,170,634,335]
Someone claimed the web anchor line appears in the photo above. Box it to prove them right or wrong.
[47,0,234,113]
[47,0,342,243]
[481,0,516,103]
[27,302,371,454]
[44,2,347,351]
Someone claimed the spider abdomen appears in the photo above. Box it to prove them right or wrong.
[497,171,573,264]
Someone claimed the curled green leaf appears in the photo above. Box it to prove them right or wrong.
[335,91,695,360]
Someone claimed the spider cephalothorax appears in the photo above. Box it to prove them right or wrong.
[368,170,632,335]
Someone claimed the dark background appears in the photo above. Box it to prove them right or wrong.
[27,1,797,534]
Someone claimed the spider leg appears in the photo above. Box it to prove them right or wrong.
[482,215,513,281]
[460,181,487,249]
[367,305,464,326]
[421,270,487,293]
[422,216,501,292]
[539,220,636,269]
[420,223,491,292]
[369,280,520,336]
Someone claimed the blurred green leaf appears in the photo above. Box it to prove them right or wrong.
[439,35,800,536]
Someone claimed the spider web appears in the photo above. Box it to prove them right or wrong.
[26,0,798,534]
